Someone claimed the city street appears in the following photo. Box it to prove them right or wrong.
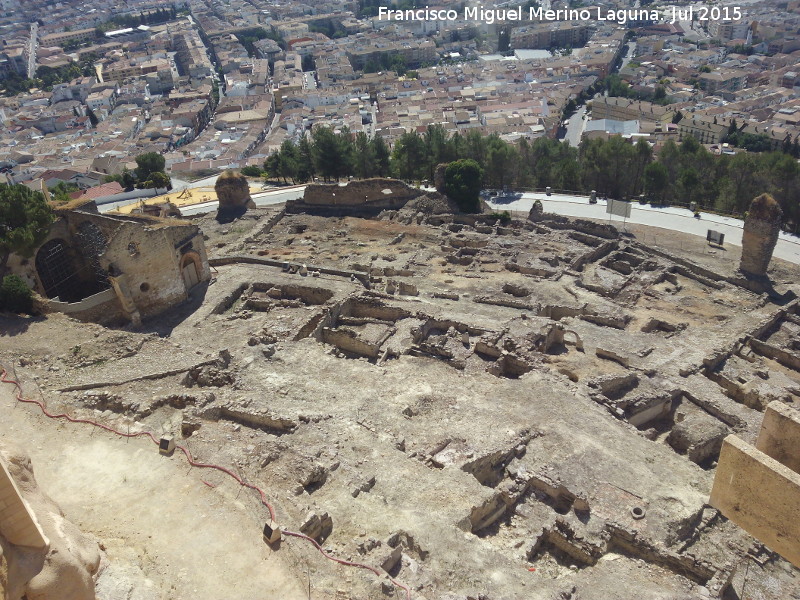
[488,192,800,265]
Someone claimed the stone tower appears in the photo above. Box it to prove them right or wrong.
[740,193,783,277]
[215,170,254,209]
[215,170,255,221]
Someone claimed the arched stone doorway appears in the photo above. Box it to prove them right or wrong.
[180,251,202,290]
[35,239,81,301]
[563,330,584,352]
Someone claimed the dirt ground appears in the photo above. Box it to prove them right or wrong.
[0,379,308,600]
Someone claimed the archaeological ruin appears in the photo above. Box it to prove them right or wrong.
[5,197,211,326]
[740,193,783,278]
[215,170,256,222]
[1,182,799,600]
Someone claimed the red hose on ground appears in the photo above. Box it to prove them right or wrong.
[282,529,411,600]
[0,366,412,600]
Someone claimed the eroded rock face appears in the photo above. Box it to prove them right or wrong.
[0,444,101,600]
[215,170,254,211]
[740,193,783,277]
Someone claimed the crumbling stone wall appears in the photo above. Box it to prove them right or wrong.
[740,193,783,277]
[11,215,115,302]
[100,219,211,319]
[287,178,423,217]
[537,215,620,239]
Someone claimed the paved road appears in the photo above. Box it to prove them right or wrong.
[179,186,307,215]
[562,106,587,147]
[488,192,800,265]
[619,41,636,72]
[27,23,38,79]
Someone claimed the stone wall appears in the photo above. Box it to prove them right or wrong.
[46,289,124,325]
[286,178,423,217]
[101,218,210,319]
[709,403,800,568]
[9,218,109,301]
[538,215,620,240]
[755,401,800,473]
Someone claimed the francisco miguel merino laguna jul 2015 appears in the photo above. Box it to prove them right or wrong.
[378,4,744,25]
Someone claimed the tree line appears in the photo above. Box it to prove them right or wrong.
[94,8,178,35]
[1,55,98,97]
[262,125,800,226]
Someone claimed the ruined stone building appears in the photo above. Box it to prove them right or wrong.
[7,198,211,325]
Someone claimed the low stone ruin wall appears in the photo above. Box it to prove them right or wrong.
[286,178,423,217]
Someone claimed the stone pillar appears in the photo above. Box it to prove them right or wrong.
[740,193,782,277]
[528,199,544,222]
[215,170,255,220]
[434,163,448,194]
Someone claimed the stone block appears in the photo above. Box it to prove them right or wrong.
[709,435,800,568]
[0,459,48,549]
[756,401,800,473]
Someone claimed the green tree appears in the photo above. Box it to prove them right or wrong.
[312,126,348,181]
[149,171,171,190]
[631,138,653,195]
[353,132,378,179]
[423,124,455,180]
[643,162,669,203]
[554,158,581,191]
[241,165,263,177]
[0,184,55,275]
[296,135,315,182]
[372,135,391,177]
[678,167,700,204]
[444,159,483,213]
[498,27,511,52]
[0,274,33,313]
[516,138,534,188]
[336,127,356,176]
[484,135,518,190]
[391,131,427,181]
[135,152,166,181]
[266,140,300,183]
[103,167,136,189]
[50,181,79,203]
[463,130,488,166]
[563,98,577,119]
